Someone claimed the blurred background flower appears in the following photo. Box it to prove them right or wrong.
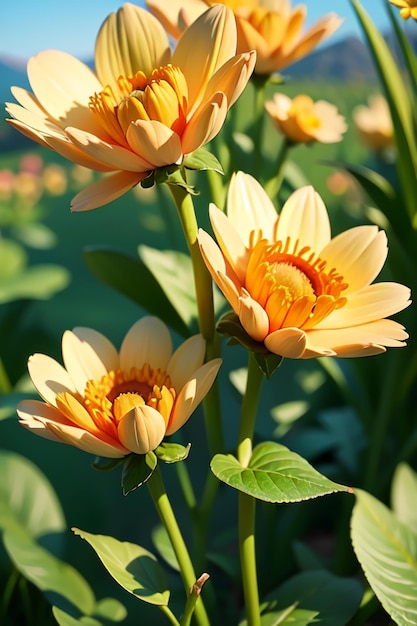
[352,94,394,154]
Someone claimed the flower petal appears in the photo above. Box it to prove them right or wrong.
[70,171,143,212]
[27,354,76,406]
[118,405,166,454]
[227,172,277,244]
[321,226,387,293]
[238,294,269,342]
[202,50,256,110]
[304,319,408,358]
[95,3,171,95]
[181,92,228,154]
[17,399,74,442]
[277,185,331,252]
[317,283,411,329]
[120,317,173,372]
[264,327,309,358]
[27,50,102,126]
[172,5,237,110]
[46,420,128,457]
[126,120,183,168]
[166,359,221,435]
[167,334,206,390]
[208,203,248,282]
[62,330,111,395]
[72,327,120,372]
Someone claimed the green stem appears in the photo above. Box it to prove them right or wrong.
[160,604,181,626]
[147,466,210,626]
[168,170,224,456]
[237,352,264,626]
[0,355,12,394]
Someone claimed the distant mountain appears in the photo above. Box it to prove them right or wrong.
[286,36,378,83]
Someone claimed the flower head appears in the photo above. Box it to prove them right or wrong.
[6,4,255,211]
[147,0,342,75]
[198,172,410,359]
[353,94,394,153]
[17,317,221,457]
[389,0,417,20]
[265,93,347,144]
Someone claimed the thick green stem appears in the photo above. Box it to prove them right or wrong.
[237,353,264,626]
[147,466,210,626]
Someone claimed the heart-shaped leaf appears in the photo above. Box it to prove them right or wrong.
[211,442,351,502]
[351,488,417,626]
[73,528,170,607]
[155,442,191,464]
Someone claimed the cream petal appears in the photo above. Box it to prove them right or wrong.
[126,120,183,168]
[166,359,221,435]
[120,317,173,372]
[200,50,256,111]
[72,327,120,372]
[17,399,73,444]
[277,186,331,252]
[27,353,76,406]
[118,405,166,454]
[6,102,54,134]
[264,93,292,121]
[238,294,269,342]
[321,226,387,293]
[27,50,102,122]
[208,204,248,282]
[6,118,56,151]
[95,3,171,95]
[198,228,241,311]
[46,420,128,457]
[304,319,408,358]
[147,0,206,38]
[227,172,277,244]
[9,86,49,116]
[167,334,206,390]
[172,5,237,110]
[66,127,152,171]
[62,330,111,395]
[316,283,411,329]
[264,327,309,358]
[43,133,114,171]
[70,171,143,212]
[181,92,228,154]
[283,14,343,67]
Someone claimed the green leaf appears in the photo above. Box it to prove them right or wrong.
[0,450,66,538]
[0,238,27,278]
[0,264,70,303]
[4,526,96,615]
[15,222,57,249]
[93,597,127,622]
[138,245,198,333]
[73,528,170,606]
[122,452,157,495]
[183,148,224,174]
[386,2,417,100]
[240,570,362,626]
[91,456,125,473]
[211,442,351,502]
[351,0,417,226]
[392,463,417,533]
[155,442,191,463]
[254,351,283,379]
[83,247,191,337]
[351,488,417,626]
[52,608,102,626]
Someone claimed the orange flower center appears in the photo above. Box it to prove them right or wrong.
[89,64,188,146]
[245,237,348,332]
[57,364,176,441]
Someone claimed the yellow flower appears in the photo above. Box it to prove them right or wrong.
[353,94,394,153]
[17,317,221,457]
[198,172,410,359]
[6,4,255,211]
[147,0,342,75]
[265,93,347,144]
[389,0,417,20]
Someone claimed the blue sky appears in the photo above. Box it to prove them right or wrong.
[1,1,394,62]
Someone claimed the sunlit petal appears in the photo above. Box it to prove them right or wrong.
[120,317,172,372]
[71,171,143,212]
